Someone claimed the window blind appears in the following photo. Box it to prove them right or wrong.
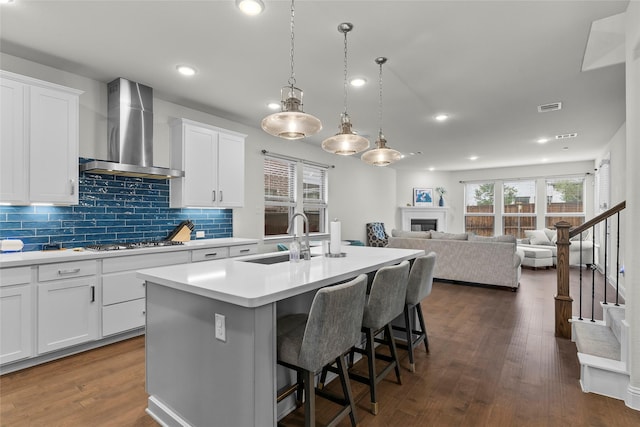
[264,157,296,206]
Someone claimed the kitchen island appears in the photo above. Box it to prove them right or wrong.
[137,245,424,427]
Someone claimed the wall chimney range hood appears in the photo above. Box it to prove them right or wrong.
[80,78,184,179]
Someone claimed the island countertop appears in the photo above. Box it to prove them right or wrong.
[137,245,424,308]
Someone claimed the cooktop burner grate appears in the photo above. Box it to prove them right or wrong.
[85,241,184,251]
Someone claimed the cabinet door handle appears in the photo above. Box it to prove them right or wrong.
[220,191,223,202]
[204,253,218,257]
[240,248,250,253]
[58,268,81,275]
[70,179,75,195]
[90,285,95,303]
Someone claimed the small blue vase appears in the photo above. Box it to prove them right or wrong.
[438,195,444,207]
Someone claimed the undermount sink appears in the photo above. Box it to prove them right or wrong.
[240,253,318,265]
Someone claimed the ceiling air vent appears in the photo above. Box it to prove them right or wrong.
[537,102,562,113]
[555,133,578,140]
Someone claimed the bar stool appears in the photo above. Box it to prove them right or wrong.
[346,261,410,415]
[276,274,368,427]
[392,252,436,372]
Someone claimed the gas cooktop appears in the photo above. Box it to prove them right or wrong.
[85,240,184,251]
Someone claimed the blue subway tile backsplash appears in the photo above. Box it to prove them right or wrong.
[0,159,233,251]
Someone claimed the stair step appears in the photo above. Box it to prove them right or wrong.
[604,305,625,343]
[573,321,620,361]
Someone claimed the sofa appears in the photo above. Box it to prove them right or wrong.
[386,230,523,290]
[519,228,593,266]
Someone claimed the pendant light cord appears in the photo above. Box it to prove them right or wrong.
[288,0,296,88]
[378,59,384,138]
[343,29,349,115]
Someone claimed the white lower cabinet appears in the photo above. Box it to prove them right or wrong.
[0,240,258,372]
[37,277,99,354]
[0,267,33,364]
[101,251,189,336]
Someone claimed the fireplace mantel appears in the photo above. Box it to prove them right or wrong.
[399,206,449,231]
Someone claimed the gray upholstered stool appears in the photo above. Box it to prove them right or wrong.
[347,261,410,415]
[276,274,367,427]
[392,252,436,372]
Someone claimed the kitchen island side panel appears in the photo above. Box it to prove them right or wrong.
[145,282,276,427]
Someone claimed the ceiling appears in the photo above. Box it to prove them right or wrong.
[0,0,628,171]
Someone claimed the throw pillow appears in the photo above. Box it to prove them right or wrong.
[391,229,431,239]
[524,230,552,246]
[543,228,557,244]
[469,234,516,243]
[431,231,468,240]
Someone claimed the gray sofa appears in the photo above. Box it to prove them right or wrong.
[386,230,523,290]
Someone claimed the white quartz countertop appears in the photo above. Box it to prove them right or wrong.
[0,238,258,268]
[137,246,424,308]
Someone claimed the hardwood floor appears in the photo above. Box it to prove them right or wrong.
[2,268,639,426]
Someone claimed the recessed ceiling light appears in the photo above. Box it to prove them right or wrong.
[537,138,549,144]
[267,102,281,110]
[428,167,435,171]
[541,158,549,162]
[434,114,449,122]
[469,156,478,161]
[176,65,197,76]
[349,77,367,87]
[236,0,264,16]
[0,0,16,4]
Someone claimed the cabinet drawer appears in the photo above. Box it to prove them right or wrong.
[38,260,97,282]
[102,298,145,336]
[229,244,257,258]
[102,251,189,274]
[0,266,32,287]
[103,271,145,305]
[191,247,230,262]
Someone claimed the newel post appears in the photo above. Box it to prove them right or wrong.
[555,221,573,338]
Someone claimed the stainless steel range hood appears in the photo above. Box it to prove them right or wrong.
[80,78,184,179]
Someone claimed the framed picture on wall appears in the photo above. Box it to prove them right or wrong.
[413,188,434,207]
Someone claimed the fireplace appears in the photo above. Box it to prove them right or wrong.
[411,219,437,231]
[399,207,448,232]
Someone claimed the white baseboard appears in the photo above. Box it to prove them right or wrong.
[626,384,640,411]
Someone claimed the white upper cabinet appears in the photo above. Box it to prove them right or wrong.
[0,71,82,205]
[0,77,28,203]
[170,118,246,208]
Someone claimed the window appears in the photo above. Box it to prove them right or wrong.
[502,180,536,239]
[302,164,327,233]
[264,157,296,236]
[264,156,328,237]
[464,182,495,236]
[545,176,585,228]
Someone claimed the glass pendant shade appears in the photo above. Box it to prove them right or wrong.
[321,113,370,155]
[261,86,322,140]
[361,132,403,166]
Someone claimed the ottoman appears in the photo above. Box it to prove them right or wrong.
[520,246,553,269]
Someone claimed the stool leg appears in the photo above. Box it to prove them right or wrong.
[296,370,304,405]
[416,303,429,353]
[303,369,315,427]
[404,304,415,372]
[364,328,378,415]
[318,366,328,390]
[336,355,358,427]
[385,324,402,385]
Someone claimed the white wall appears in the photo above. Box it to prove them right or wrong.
[1,53,397,250]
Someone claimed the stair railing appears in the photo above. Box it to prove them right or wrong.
[554,200,626,339]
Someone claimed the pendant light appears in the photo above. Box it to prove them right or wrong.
[261,0,322,140]
[361,57,403,166]
[321,23,370,155]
